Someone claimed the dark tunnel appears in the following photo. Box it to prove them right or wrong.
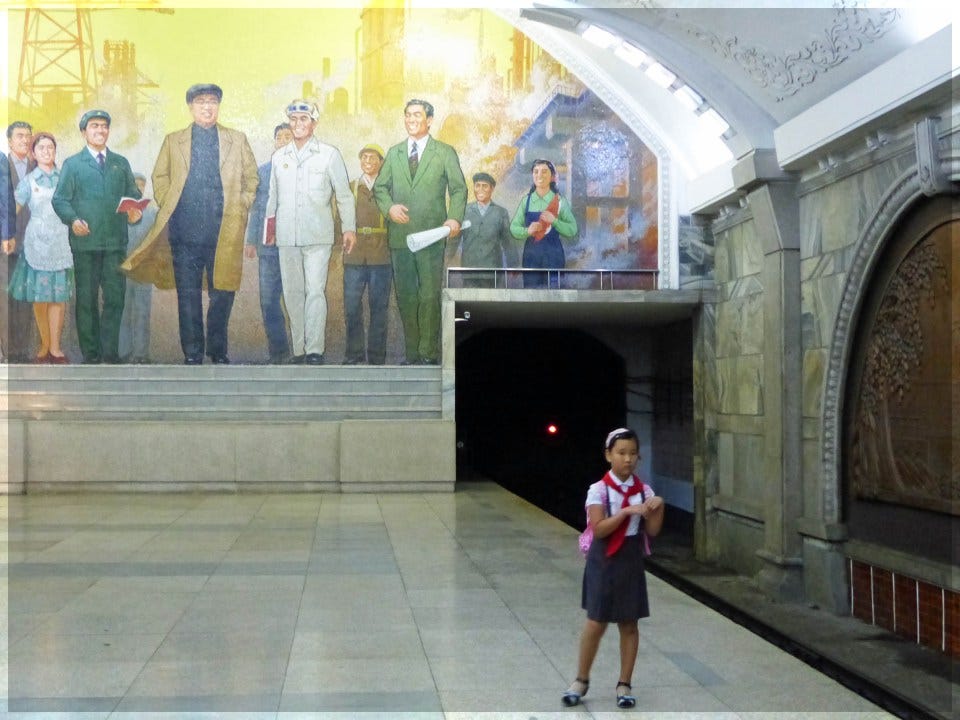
[455,328,627,531]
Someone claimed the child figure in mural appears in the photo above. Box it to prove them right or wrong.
[563,427,664,709]
[509,158,578,289]
[450,172,517,288]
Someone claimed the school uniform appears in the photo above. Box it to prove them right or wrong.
[581,472,655,623]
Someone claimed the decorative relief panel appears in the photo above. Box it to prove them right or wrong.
[847,224,957,514]
[687,5,899,101]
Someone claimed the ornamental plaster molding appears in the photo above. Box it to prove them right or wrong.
[819,153,959,524]
[685,5,899,101]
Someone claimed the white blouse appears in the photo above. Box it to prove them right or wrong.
[585,473,654,537]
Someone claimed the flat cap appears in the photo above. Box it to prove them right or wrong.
[472,172,496,186]
[79,109,111,130]
[186,83,223,104]
[358,143,385,160]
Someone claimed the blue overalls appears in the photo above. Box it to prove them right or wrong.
[521,191,565,289]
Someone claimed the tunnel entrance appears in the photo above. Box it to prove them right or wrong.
[455,328,627,529]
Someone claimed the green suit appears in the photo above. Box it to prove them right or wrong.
[373,135,466,363]
[52,147,140,362]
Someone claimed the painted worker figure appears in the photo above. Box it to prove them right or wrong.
[342,143,391,365]
[0,149,16,362]
[373,98,467,365]
[265,100,355,365]
[122,83,258,365]
[117,172,158,364]
[453,172,517,288]
[3,121,38,362]
[244,123,293,364]
[52,110,142,364]
[509,158,578,289]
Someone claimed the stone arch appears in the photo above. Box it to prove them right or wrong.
[819,154,960,524]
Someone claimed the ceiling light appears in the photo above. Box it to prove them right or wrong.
[614,42,648,68]
[582,24,618,50]
[699,108,730,136]
[673,85,703,112]
[645,62,676,89]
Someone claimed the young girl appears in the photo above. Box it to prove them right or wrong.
[563,427,664,709]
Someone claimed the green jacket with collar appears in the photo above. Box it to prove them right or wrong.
[52,147,141,253]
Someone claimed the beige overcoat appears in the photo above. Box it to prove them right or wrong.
[121,124,258,290]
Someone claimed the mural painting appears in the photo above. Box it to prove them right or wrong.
[4,4,659,364]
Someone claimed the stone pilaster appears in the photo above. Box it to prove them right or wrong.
[748,182,805,601]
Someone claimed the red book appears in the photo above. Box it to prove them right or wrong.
[531,193,561,242]
[263,216,277,246]
[115,196,150,213]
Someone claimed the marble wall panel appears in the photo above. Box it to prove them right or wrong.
[802,348,828,419]
[717,513,764,577]
[340,420,455,486]
[716,293,765,358]
[2,419,25,492]
[800,152,914,259]
[131,424,239,483]
[235,423,339,484]
[28,422,134,483]
[714,232,730,283]
[729,220,763,279]
[716,356,764,416]
[717,432,734,497]
[802,436,824,519]
[733,432,766,500]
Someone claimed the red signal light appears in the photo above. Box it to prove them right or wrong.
[546,423,558,435]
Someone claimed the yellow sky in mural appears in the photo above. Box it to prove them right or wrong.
[5,4,513,139]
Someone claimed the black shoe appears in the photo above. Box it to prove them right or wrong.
[305,353,325,365]
[417,358,439,366]
[184,356,203,365]
[83,356,102,365]
[210,355,230,364]
[269,352,289,364]
[342,356,364,365]
[290,354,306,365]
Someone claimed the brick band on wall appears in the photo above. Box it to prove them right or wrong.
[849,558,959,658]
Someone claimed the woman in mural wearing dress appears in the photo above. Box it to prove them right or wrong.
[509,158,578,289]
[9,132,74,363]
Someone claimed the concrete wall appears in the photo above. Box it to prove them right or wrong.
[4,417,455,494]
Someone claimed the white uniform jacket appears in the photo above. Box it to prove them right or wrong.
[265,137,356,247]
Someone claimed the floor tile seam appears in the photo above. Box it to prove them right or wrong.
[381,493,452,699]
[196,493,275,594]
[423,490,576,699]
[276,511,318,714]
[111,567,224,711]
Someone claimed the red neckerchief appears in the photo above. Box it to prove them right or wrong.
[602,472,645,557]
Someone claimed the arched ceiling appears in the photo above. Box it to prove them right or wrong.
[503,1,956,206]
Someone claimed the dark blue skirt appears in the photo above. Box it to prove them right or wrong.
[581,533,649,623]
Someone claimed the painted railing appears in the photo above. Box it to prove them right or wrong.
[445,266,660,290]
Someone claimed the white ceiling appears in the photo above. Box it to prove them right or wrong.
[509,1,956,185]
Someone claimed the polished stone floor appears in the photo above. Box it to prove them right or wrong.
[2,484,892,718]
